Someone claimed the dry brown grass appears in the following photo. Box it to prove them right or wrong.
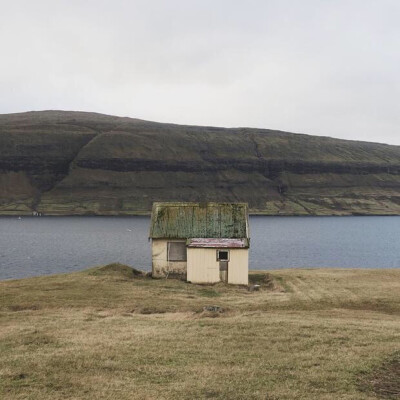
[359,351,400,399]
[1,265,399,399]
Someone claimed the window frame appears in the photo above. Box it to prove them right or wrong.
[167,241,187,262]
[216,249,230,262]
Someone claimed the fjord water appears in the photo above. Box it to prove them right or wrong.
[0,216,399,280]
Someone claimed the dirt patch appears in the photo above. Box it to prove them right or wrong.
[137,307,167,315]
[199,311,221,318]
[359,351,400,399]
[8,304,41,312]
[248,273,285,291]
[12,373,28,380]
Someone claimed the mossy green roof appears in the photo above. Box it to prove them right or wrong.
[149,202,249,239]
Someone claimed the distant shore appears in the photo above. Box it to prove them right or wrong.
[2,111,400,220]
[1,210,400,217]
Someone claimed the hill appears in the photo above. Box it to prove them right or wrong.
[1,110,399,215]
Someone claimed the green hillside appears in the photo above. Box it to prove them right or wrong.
[1,110,399,215]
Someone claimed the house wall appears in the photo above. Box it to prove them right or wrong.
[227,249,249,285]
[187,248,220,284]
[187,248,248,285]
[151,239,187,278]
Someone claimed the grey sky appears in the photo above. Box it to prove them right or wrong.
[1,0,399,145]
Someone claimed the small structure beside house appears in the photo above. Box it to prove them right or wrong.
[149,202,249,285]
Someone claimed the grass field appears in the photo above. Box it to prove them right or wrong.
[1,265,399,399]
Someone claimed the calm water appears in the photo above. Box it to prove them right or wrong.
[0,216,399,280]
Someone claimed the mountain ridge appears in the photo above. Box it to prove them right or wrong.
[7,109,399,146]
[1,110,399,215]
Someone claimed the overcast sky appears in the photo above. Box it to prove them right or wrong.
[1,1,399,145]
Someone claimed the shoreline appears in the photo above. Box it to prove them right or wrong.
[1,211,400,217]
[2,266,400,283]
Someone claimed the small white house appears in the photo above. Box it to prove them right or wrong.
[149,202,249,285]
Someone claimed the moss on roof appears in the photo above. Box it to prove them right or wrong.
[149,202,249,239]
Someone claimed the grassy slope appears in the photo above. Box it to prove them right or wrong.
[1,111,400,215]
[1,266,399,399]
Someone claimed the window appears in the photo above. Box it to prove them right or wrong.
[167,242,187,261]
[217,250,229,261]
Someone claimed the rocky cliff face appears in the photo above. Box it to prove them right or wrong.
[1,110,399,215]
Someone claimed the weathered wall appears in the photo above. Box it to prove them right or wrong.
[187,248,220,284]
[151,239,187,278]
[227,249,249,285]
[187,248,248,285]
